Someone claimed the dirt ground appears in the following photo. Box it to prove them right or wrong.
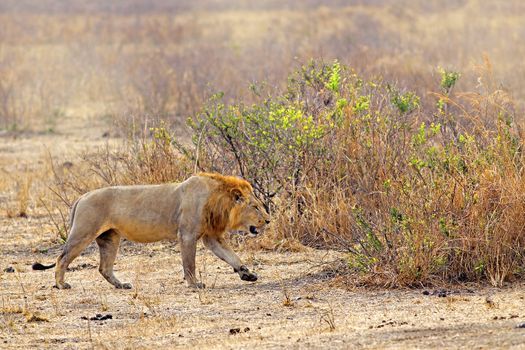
[2,116,525,349]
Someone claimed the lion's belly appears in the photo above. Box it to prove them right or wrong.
[111,214,178,243]
[97,187,183,243]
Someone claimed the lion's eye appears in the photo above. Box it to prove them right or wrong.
[254,206,260,212]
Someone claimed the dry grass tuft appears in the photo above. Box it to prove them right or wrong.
[24,311,49,323]
[4,173,32,219]
[319,303,336,332]
[0,302,49,325]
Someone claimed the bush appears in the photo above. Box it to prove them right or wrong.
[178,61,346,208]
[178,59,525,286]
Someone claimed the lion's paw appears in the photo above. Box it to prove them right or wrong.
[55,282,71,290]
[117,282,133,289]
[236,265,258,282]
[240,271,258,282]
[191,282,206,289]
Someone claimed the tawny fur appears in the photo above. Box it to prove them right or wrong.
[36,173,269,290]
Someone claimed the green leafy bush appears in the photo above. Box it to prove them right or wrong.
[173,60,525,287]
[179,60,345,207]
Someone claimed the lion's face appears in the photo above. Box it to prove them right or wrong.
[230,194,270,236]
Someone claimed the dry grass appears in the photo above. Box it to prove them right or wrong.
[1,125,525,347]
[0,1,523,289]
[1,0,525,347]
[2,227,525,348]
[1,1,525,130]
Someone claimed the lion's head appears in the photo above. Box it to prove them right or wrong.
[200,173,270,236]
[229,192,270,236]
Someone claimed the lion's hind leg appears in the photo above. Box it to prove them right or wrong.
[96,230,131,289]
[55,228,98,289]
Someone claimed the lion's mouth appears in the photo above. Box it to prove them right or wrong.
[249,226,259,235]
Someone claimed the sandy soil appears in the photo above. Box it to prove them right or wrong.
[2,116,525,349]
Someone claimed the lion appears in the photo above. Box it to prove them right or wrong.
[33,173,270,289]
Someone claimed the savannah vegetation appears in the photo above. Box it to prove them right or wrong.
[2,0,525,287]
[3,1,525,348]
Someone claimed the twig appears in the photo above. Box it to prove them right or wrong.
[194,118,210,173]
[38,197,68,241]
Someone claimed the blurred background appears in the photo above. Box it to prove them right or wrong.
[0,0,524,132]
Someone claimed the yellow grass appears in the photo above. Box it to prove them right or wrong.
[2,1,525,348]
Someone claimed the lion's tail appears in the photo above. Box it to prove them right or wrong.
[32,262,56,270]
[33,196,83,271]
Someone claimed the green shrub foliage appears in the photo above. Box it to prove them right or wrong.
[175,59,524,286]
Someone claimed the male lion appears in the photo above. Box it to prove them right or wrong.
[33,173,270,289]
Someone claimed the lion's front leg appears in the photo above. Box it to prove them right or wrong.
[202,235,258,282]
[179,230,205,289]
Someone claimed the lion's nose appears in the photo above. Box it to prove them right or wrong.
[265,220,270,224]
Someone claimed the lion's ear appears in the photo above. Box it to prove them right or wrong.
[231,188,244,203]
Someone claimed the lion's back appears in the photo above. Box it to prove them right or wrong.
[74,177,215,241]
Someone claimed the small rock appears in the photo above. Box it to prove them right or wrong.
[86,313,113,321]
[422,290,430,295]
[229,328,241,335]
[4,266,15,273]
[485,295,495,308]
[437,290,448,297]
[243,327,250,332]
[517,322,525,329]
